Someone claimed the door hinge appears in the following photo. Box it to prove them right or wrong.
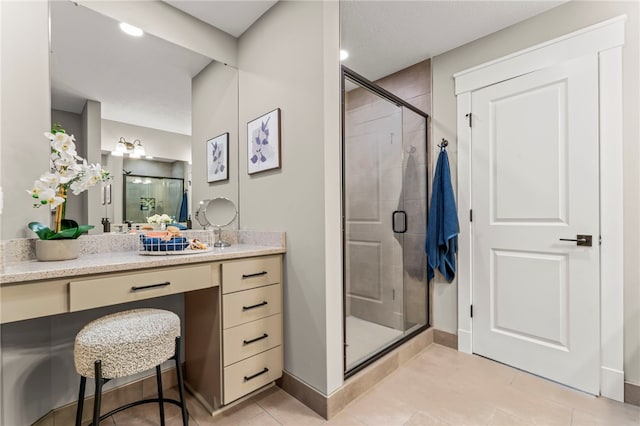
[470,305,473,318]
[599,235,602,245]
[470,209,473,222]
[392,288,396,300]
[466,112,472,127]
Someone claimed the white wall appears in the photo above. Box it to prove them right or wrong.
[0,0,50,240]
[432,0,640,385]
[191,61,239,226]
[238,0,341,394]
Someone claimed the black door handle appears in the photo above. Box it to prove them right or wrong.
[392,210,407,233]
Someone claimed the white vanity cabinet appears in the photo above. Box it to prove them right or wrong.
[185,254,283,411]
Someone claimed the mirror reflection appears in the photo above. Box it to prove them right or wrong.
[49,1,236,232]
[195,197,237,247]
[123,175,185,224]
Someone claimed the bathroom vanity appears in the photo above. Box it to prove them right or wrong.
[0,231,285,420]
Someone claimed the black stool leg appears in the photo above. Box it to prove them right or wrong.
[175,337,189,425]
[75,376,87,426]
[93,360,104,426]
[156,365,166,426]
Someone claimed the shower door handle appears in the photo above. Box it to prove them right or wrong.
[392,210,407,233]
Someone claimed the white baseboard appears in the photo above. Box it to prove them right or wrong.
[600,366,624,401]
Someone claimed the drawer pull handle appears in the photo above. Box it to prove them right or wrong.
[131,281,171,291]
[243,333,269,345]
[242,271,268,279]
[242,301,268,311]
[244,367,269,382]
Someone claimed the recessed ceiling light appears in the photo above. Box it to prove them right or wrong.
[119,22,143,37]
[340,49,349,61]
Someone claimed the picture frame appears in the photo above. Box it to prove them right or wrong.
[207,132,229,183]
[247,108,281,174]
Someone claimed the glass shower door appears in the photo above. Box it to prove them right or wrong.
[344,77,406,370]
[343,70,429,373]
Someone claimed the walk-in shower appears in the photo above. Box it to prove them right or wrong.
[342,67,429,374]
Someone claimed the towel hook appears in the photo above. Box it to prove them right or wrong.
[438,138,449,150]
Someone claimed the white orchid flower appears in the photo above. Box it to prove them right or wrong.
[26,179,50,199]
[51,134,78,158]
[38,172,61,188]
[35,188,64,208]
[147,214,161,224]
[29,128,111,221]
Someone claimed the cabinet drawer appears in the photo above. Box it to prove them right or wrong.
[223,284,281,329]
[223,314,282,366]
[222,255,281,294]
[70,264,217,312]
[223,346,282,404]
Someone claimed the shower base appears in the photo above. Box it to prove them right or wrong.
[346,315,403,369]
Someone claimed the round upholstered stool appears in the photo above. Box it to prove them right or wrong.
[73,308,188,426]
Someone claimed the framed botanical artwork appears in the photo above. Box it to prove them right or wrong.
[207,132,229,183]
[247,108,281,174]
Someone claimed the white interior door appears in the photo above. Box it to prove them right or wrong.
[471,53,600,394]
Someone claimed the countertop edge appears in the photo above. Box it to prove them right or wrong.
[1,246,286,285]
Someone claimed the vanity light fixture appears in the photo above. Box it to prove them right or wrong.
[119,22,144,37]
[112,137,146,158]
[340,49,349,61]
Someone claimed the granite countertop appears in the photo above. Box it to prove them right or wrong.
[1,244,286,284]
[0,233,286,284]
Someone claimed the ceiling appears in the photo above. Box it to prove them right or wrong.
[51,0,567,138]
[50,1,213,136]
[164,0,278,38]
[340,0,568,82]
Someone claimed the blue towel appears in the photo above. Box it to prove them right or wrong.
[178,191,188,222]
[426,149,459,282]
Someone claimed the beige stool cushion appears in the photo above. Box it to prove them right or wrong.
[74,308,180,379]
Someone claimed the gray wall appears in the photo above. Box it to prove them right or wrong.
[191,61,239,229]
[431,0,640,385]
[238,1,331,393]
[51,109,87,225]
[0,0,50,240]
[81,100,103,234]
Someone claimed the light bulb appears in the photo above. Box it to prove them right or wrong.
[120,22,143,37]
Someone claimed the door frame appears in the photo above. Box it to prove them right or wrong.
[454,16,626,401]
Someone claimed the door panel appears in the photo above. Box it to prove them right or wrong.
[491,80,568,223]
[472,54,599,394]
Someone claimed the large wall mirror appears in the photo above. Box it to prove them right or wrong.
[49,0,239,232]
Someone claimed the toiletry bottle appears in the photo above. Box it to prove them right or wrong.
[187,214,192,229]
[101,217,111,233]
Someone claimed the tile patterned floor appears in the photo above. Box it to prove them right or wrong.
[104,344,640,425]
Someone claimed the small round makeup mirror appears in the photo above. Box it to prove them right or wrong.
[195,197,238,247]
